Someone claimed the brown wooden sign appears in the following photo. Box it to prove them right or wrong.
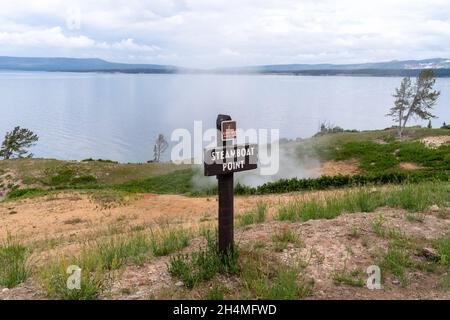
[205,114,258,255]
[204,144,258,176]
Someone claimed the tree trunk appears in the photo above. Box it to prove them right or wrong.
[397,109,403,137]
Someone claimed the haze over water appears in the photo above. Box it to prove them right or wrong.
[1,72,449,163]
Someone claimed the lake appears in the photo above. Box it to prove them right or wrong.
[1,72,449,163]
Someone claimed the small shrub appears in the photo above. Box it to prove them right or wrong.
[50,169,76,185]
[7,188,46,200]
[347,226,361,239]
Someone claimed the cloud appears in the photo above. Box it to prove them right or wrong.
[96,38,160,52]
[0,27,94,48]
[0,27,161,59]
[0,0,449,67]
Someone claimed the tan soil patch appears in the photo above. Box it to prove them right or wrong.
[0,192,291,253]
[420,136,450,148]
[320,159,360,176]
[399,162,423,170]
[0,189,351,249]
[373,139,388,144]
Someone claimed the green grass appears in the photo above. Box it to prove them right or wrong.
[328,139,450,173]
[39,259,109,300]
[168,232,313,299]
[271,227,301,252]
[372,214,388,237]
[433,236,450,266]
[6,188,47,200]
[276,181,450,222]
[204,284,228,300]
[149,227,191,257]
[295,127,450,172]
[236,201,268,227]
[0,236,30,288]
[168,232,239,289]
[372,215,412,250]
[37,226,192,299]
[239,251,313,299]
[381,247,413,287]
[265,268,312,299]
[244,170,450,196]
[79,233,152,271]
[372,224,449,289]
[0,158,190,185]
[113,169,196,194]
[333,269,365,287]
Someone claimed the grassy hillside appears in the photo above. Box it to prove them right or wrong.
[0,127,449,201]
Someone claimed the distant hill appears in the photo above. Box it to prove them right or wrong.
[1,56,450,76]
[214,58,450,77]
[0,56,180,73]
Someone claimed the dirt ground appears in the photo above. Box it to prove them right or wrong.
[319,159,359,176]
[1,188,449,300]
[399,162,423,170]
[421,136,450,148]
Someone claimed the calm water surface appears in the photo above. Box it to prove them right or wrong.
[1,72,449,162]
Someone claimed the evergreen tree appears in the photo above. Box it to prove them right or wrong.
[0,126,39,160]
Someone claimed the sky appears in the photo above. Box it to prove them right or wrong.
[0,0,449,68]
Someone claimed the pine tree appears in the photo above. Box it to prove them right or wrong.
[0,127,39,160]
[387,70,440,137]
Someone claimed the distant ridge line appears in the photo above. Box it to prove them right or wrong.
[0,56,449,77]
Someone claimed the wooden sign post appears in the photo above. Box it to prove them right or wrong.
[204,114,258,254]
